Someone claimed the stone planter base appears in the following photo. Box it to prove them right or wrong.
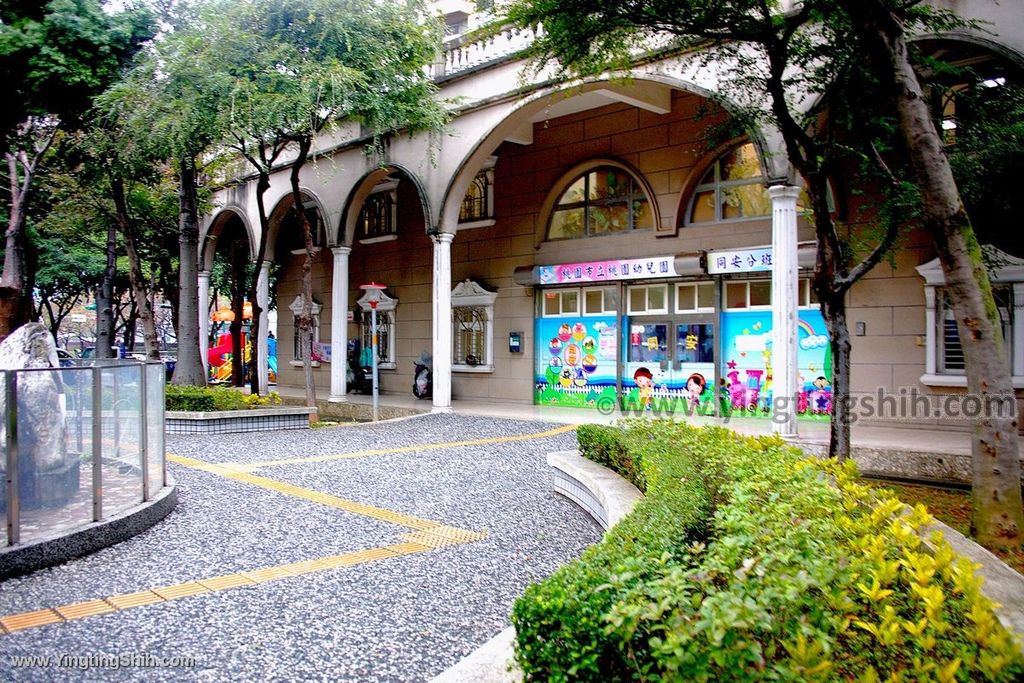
[166,406,318,434]
[0,458,81,511]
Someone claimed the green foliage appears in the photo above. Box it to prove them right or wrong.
[577,423,645,491]
[513,421,719,681]
[0,0,155,140]
[949,83,1024,257]
[165,385,280,411]
[514,421,1024,681]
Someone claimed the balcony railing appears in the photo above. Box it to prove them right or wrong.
[2,359,167,547]
[432,25,537,80]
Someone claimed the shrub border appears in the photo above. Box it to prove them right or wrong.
[430,449,642,683]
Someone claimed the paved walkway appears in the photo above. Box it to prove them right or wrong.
[0,414,602,681]
[302,389,974,457]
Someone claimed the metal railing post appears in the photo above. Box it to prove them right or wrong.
[112,365,121,458]
[75,367,84,453]
[6,371,20,546]
[161,367,167,488]
[139,362,149,502]
[92,365,103,522]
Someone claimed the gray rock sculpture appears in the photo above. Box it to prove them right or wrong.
[0,323,76,509]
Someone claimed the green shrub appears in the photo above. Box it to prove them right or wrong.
[514,421,1024,682]
[577,423,645,491]
[164,385,279,411]
[513,421,719,680]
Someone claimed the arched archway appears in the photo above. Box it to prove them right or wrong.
[436,75,790,236]
[201,209,254,387]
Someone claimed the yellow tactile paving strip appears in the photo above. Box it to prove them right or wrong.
[241,423,577,469]
[0,423,572,636]
[0,542,434,635]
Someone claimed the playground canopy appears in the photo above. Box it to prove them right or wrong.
[212,302,253,322]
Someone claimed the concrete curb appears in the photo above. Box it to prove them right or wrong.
[431,450,642,683]
[546,450,643,531]
[431,626,520,683]
[0,481,178,580]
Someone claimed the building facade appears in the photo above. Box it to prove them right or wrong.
[199,0,1024,432]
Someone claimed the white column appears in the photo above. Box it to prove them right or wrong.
[923,286,937,376]
[256,262,270,394]
[198,270,211,375]
[769,185,801,437]
[1013,282,1024,377]
[329,246,352,402]
[431,232,454,412]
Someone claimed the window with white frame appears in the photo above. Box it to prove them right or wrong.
[583,286,618,316]
[799,278,819,307]
[687,143,770,224]
[676,282,715,313]
[548,165,654,240]
[288,295,322,366]
[917,247,1024,386]
[542,289,580,317]
[357,288,398,369]
[358,179,398,243]
[451,279,498,371]
[723,280,771,310]
[458,157,496,228]
[937,287,1013,373]
[627,284,668,315]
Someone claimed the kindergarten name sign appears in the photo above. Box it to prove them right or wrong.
[538,256,678,284]
[706,247,773,274]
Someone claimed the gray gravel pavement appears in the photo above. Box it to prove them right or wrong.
[0,413,601,682]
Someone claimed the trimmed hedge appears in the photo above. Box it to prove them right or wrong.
[513,421,1024,682]
[165,385,281,412]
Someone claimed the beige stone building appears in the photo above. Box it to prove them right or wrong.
[200,0,1024,432]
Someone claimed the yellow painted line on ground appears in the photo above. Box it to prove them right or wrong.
[0,540,449,637]
[0,426,494,637]
[165,456,446,531]
[242,423,578,468]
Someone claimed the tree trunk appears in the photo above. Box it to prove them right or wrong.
[112,176,160,361]
[288,137,318,415]
[125,301,138,353]
[1,131,55,342]
[848,2,1023,548]
[230,238,247,388]
[96,220,118,358]
[247,171,272,396]
[170,155,206,386]
[821,294,852,461]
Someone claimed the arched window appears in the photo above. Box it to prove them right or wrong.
[460,173,489,222]
[687,143,771,224]
[357,179,398,242]
[548,165,654,240]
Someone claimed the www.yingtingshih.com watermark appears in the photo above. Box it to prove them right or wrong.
[593,387,1019,425]
[9,652,198,671]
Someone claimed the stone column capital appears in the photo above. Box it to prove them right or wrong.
[767,184,802,201]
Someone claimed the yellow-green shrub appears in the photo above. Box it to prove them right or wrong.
[513,422,1024,681]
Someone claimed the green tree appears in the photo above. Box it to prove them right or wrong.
[838,0,1023,550]
[498,0,1022,547]
[0,0,153,340]
[499,0,904,461]
[101,1,228,384]
[185,0,447,405]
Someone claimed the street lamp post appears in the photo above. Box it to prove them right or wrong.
[359,282,387,422]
